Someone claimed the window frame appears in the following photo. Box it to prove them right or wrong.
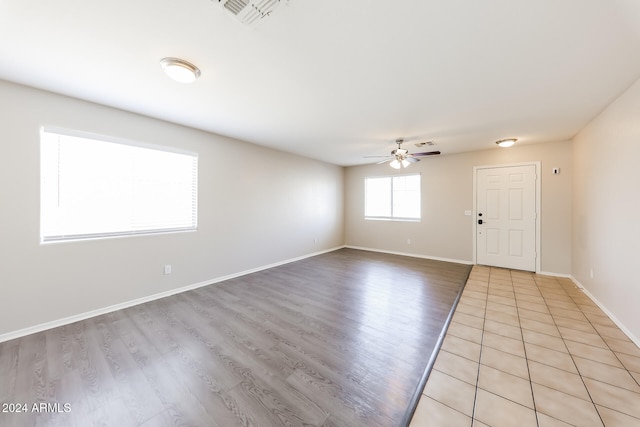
[364,173,421,221]
[40,127,198,243]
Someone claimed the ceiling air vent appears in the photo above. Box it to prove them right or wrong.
[216,0,288,27]
[415,141,436,147]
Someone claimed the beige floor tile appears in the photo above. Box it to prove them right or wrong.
[447,321,483,345]
[531,383,603,426]
[456,302,487,318]
[548,306,588,321]
[518,308,555,325]
[483,319,522,340]
[553,316,597,333]
[528,360,591,400]
[423,370,476,417]
[487,298,517,313]
[488,287,515,298]
[538,288,569,299]
[584,311,617,327]
[519,317,561,337]
[459,295,487,309]
[573,355,639,391]
[487,294,517,307]
[432,350,479,386]
[412,267,637,427]
[486,301,518,316]
[583,377,640,419]
[595,405,640,427]
[517,300,550,314]
[558,326,608,348]
[514,285,543,297]
[524,342,577,373]
[536,412,574,426]
[452,311,485,330]
[522,329,567,353]
[480,346,529,379]
[484,309,520,327]
[477,364,534,408]
[515,293,546,304]
[441,334,482,362]
[577,304,605,315]
[617,352,640,373]
[564,340,623,367]
[603,336,640,357]
[544,299,580,311]
[473,389,537,427]
[592,323,630,341]
[409,396,472,427]
[482,331,525,358]
[463,289,488,301]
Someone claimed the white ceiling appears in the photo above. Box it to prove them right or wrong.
[2,0,640,166]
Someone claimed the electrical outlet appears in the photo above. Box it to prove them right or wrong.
[164,265,172,275]
[407,238,411,245]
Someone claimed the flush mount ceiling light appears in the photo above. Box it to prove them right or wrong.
[160,57,201,83]
[496,138,517,148]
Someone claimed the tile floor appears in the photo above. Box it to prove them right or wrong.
[409,265,640,427]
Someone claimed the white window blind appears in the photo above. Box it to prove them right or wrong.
[365,174,421,220]
[40,129,198,242]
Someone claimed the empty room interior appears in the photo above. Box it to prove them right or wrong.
[1,1,640,426]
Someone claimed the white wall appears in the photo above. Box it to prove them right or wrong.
[345,141,573,275]
[572,76,640,343]
[0,80,344,338]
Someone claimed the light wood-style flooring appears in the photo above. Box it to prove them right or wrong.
[0,248,471,427]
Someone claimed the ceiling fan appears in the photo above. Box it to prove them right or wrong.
[365,138,441,169]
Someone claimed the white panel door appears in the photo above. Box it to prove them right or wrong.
[476,165,537,271]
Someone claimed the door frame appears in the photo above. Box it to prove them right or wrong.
[472,161,541,273]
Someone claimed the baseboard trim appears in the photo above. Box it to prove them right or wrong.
[569,275,640,349]
[345,245,474,266]
[0,245,345,344]
[537,271,572,278]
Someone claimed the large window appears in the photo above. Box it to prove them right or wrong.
[40,128,198,242]
[365,174,421,220]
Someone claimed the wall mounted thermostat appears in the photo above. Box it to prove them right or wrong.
[552,167,560,175]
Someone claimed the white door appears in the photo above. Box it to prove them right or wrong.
[476,164,537,271]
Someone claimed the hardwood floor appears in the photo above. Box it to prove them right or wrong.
[0,248,471,427]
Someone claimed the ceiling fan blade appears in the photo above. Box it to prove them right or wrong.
[364,155,392,158]
[376,159,393,164]
[411,150,441,156]
[406,157,420,163]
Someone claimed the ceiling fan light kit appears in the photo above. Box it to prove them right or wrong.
[160,58,201,83]
[496,138,517,148]
[390,158,411,169]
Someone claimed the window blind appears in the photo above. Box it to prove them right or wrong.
[40,129,198,242]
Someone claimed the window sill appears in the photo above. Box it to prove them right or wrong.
[364,217,421,223]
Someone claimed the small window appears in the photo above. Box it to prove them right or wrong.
[40,128,198,242]
[365,174,421,220]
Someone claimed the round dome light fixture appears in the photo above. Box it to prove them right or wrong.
[160,57,201,83]
[496,138,517,148]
